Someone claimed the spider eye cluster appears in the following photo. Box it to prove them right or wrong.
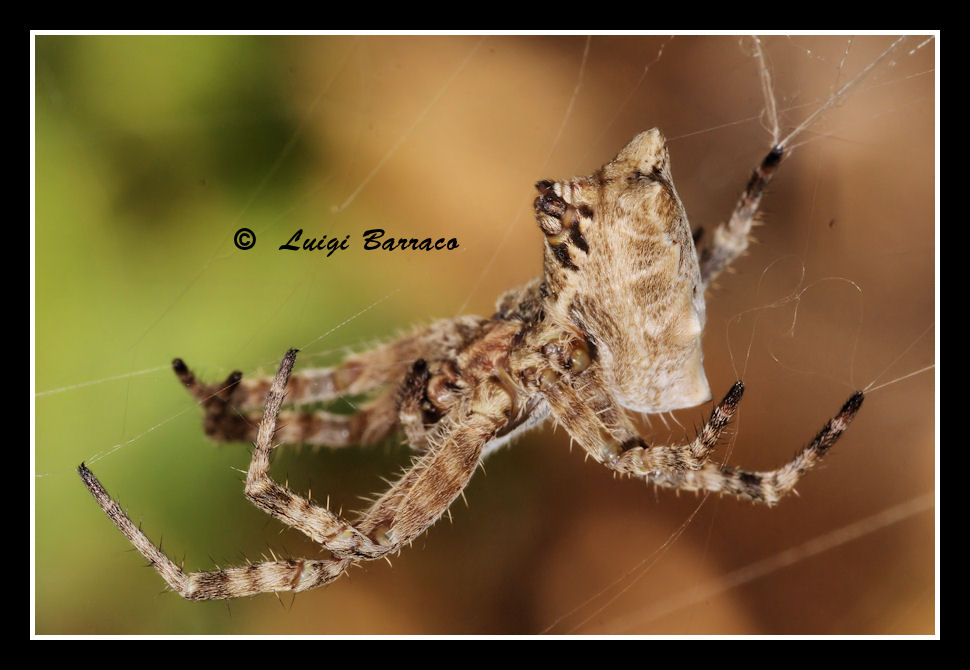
[532,179,593,274]
[534,180,567,237]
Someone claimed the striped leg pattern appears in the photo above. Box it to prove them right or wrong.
[650,392,864,504]
[698,146,784,288]
[171,337,417,448]
[543,363,863,504]
[172,316,488,449]
[78,464,351,600]
[80,348,509,599]
[542,367,744,473]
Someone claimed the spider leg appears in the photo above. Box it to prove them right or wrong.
[173,316,488,446]
[244,350,511,560]
[698,146,784,288]
[172,336,416,413]
[650,392,864,504]
[347,379,513,553]
[542,366,741,472]
[180,386,401,448]
[78,347,501,601]
[79,349,511,599]
[544,361,863,504]
[78,464,351,600]
[276,387,401,447]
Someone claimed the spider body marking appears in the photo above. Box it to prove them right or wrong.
[80,129,864,600]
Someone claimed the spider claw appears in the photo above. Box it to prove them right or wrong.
[172,358,203,396]
[281,349,299,375]
[839,391,865,420]
[172,357,189,376]
[722,381,744,408]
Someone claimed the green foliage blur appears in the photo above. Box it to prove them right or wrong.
[35,36,392,633]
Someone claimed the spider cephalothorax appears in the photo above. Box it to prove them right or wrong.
[80,129,863,601]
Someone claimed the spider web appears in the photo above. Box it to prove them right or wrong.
[33,33,937,635]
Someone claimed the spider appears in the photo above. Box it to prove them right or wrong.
[80,128,864,601]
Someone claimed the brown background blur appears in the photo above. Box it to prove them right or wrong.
[35,35,935,635]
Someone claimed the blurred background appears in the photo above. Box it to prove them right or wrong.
[34,35,935,635]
